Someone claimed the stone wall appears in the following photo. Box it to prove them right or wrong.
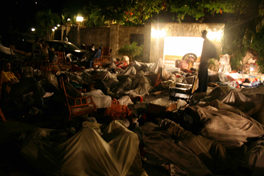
[80,26,110,48]
[109,24,120,59]
[64,22,225,63]
[67,26,110,49]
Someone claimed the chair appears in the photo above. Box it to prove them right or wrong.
[54,51,66,66]
[0,73,7,122]
[169,75,198,103]
[58,76,97,121]
[93,47,111,68]
[0,108,6,122]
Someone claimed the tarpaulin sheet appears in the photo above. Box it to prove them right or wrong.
[21,121,144,176]
[121,66,137,75]
[244,137,264,176]
[142,120,232,175]
[194,100,264,147]
[125,75,153,97]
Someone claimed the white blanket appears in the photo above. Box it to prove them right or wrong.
[83,89,112,108]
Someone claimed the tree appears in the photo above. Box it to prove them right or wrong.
[35,10,60,39]
[221,0,264,71]
[169,0,237,22]
[88,0,166,25]
[122,0,166,25]
[251,26,264,73]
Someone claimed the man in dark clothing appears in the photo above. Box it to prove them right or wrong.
[197,30,217,93]
[88,47,102,68]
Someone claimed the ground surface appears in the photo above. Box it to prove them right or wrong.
[0,86,215,176]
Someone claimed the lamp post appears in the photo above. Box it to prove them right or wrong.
[76,16,84,47]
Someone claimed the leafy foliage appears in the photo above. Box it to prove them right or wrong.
[41,0,264,71]
[63,2,107,27]
[122,0,166,25]
[169,0,235,22]
[251,27,264,73]
[35,10,60,38]
[117,42,143,60]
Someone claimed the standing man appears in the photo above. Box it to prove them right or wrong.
[197,30,217,93]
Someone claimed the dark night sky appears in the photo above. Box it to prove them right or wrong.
[1,0,66,34]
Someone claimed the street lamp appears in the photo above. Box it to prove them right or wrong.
[31,28,35,32]
[76,16,84,22]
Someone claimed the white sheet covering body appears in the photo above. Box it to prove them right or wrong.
[82,89,112,108]
[21,121,141,176]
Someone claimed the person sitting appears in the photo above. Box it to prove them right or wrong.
[63,36,68,42]
[31,37,43,60]
[87,46,102,68]
[0,60,47,109]
[40,40,50,60]
[48,47,57,63]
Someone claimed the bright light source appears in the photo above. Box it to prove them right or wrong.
[76,16,84,22]
[151,28,166,38]
[67,18,71,21]
[52,28,55,32]
[250,67,254,72]
[31,28,35,32]
[54,26,57,30]
[207,30,223,41]
[35,2,37,4]
[163,37,204,57]
[57,24,60,27]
